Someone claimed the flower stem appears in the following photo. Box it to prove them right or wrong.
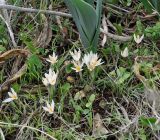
[79,71,83,82]
[47,85,55,100]
[90,70,95,87]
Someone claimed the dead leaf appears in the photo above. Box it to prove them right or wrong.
[152,64,160,72]
[0,49,29,62]
[92,113,108,137]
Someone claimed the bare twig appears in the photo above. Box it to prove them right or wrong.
[0,4,72,18]
[0,14,17,48]
[100,28,132,42]
[0,1,17,48]
[106,3,130,13]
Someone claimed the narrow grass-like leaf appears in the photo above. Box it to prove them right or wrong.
[140,0,152,12]
[141,0,160,13]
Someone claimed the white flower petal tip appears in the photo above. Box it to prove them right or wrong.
[121,47,129,58]
[43,100,55,114]
[3,88,18,103]
[46,52,58,64]
[42,69,58,86]
[71,61,83,72]
[134,34,144,44]
[3,98,14,103]
[83,51,104,71]
[70,49,81,62]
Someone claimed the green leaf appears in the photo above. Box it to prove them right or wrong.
[64,0,102,51]
[140,116,157,127]
[104,0,119,4]
[140,0,160,13]
[116,67,131,85]
[117,72,131,84]
[91,0,103,51]
[113,23,123,35]
[20,33,37,53]
[64,0,91,48]
[27,54,42,69]
[140,0,153,12]
[0,45,6,52]
[27,54,42,79]
[65,63,73,73]
[152,0,159,11]
[86,102,92,108]
[145,22,160,40]
[83,109,90,114]
[60,83,71,93]
[89,94,96,102]
[76,0,97,41]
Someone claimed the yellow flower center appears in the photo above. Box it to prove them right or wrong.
[88,59,99,71]
[11,95,17,99]
[91,60,98,67]
[76,66,81,72]
[50,79,55,85]
[51,58,56,63]
[49,106,53,113]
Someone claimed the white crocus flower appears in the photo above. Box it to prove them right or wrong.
[121,47,129,58]
[43,100,55,114]
[46,52,58,64]
[42,69,58,86]
[70,49,81,61]
[3,88,18,103]
[134,34,144,44]
[72,61,83,72]
[83,51,104,71]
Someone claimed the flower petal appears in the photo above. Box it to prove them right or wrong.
[11,88,17,97]
[51,100,55,108]
[3,98,14,103]
[8,92,13,97]
[139,34,144,42]
[121,47,128,58]
[42,106,50,112]
[46,59,52,63]
[45,73,49,79]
